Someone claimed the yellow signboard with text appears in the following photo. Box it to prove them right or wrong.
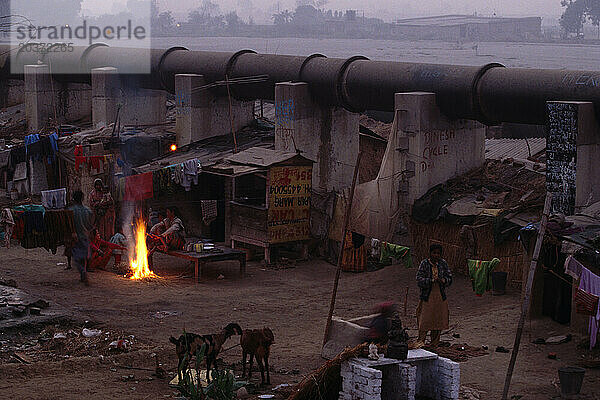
[268,165,312,244]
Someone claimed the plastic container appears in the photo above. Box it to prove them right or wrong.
[492,271,508,295]
[558,366,585,398]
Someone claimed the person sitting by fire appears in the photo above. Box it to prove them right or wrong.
[149,206,185,251]
[89,229,126,271]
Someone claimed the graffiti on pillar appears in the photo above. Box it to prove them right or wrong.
[275,99,295,127]
[419,129,455,173]
[547,102,577,215]
[175,92,190,115]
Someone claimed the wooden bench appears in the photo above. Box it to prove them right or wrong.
[149,246,246,283]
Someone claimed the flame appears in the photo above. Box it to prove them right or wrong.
[129,219,158,280]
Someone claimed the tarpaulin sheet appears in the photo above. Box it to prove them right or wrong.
[347,112,402,241]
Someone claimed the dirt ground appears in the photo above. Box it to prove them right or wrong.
[0,246,599,399]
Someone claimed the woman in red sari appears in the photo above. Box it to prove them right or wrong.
[89,229,126,271]
[89,178,115,240]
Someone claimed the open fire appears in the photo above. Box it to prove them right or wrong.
[129,219,159,280]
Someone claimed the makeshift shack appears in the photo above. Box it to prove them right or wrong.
[408,157,547,290]
[205,147,314,264]
[133,126,275,242]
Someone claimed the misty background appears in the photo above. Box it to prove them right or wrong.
[79,0,563,23]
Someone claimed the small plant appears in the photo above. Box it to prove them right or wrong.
[205,369,247,400]
[176,337,207,400]
[175,331,246,400]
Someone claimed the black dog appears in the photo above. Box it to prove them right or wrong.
[170,323,242,381]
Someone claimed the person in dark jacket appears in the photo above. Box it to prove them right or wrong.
[415,244,452,347]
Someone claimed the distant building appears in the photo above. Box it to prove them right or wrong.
[393,14,542,42]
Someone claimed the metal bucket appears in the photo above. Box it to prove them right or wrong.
[558,366,585,398]
[492,271,508,295]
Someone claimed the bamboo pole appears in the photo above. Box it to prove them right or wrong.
[501,193,553,400]
[322,152,363,347]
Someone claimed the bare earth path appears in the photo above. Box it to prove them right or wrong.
[0,246,599,399]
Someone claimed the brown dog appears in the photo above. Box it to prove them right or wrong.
[240,327,274,385]
[170,323,242,381]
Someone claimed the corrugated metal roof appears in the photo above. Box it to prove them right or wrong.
[225,147,313,167]
[133,128,274,174]
[485,138,546,161]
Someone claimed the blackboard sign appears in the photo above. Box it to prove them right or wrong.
[547,102,577,215]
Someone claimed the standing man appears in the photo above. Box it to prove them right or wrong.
[415,244,452,347]
[70,191,93,286]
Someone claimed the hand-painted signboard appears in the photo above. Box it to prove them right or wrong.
[547,102,577,216]
[268,165,312,243]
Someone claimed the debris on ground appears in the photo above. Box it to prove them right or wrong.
[152,311,180,319]
[460,385,485,400]
[496,346,510,353]
[82,328,102,337]
[545,335,572,345]
[426,343,489,362]
[0,279,17,288]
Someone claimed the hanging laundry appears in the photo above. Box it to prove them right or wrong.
[22,210,46,249]
[27,136,54,161]
[8,146,26,171]
[468,258,500,296]
[579,266,600,349]
[43,209,75,254]
[380,242,413,268]
[341,231,367,272]
[41,188,67,210]
[124,172,153,201]
[24,134,40,147]
[575,288,600,316]
[201,200,218,225]
[0,149,10,168]
[564,255,583,280]
[181,159,200,191]
[171,164,184,186]
[152,167,175,197]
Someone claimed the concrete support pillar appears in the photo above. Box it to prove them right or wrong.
[24,65,56,132]
[274,82,359,192]
[547,101,600,215]
[25,64,92,133]
[174,73,254,147]
[92,67,120,128]
[91,68,166,128]
[394,92,486,206]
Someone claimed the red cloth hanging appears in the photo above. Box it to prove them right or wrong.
[124,172,153,201]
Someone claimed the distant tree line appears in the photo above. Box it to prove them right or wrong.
[560,0,600,37]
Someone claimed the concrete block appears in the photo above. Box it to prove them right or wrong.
[25,64,92,132]
[275,81,359,191]
[394,92,486,205]
[175,73,253,147]
[92,67,120,128]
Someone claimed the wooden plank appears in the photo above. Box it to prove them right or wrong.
[322,151,363,347]
[501,193,553,400]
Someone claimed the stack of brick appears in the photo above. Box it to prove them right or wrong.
[340,354,459,400]
[340,360,382,400]
[397,363,417,400]
[433,357,460,400]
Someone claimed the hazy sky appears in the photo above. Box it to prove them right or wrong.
[81,0,564,21]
